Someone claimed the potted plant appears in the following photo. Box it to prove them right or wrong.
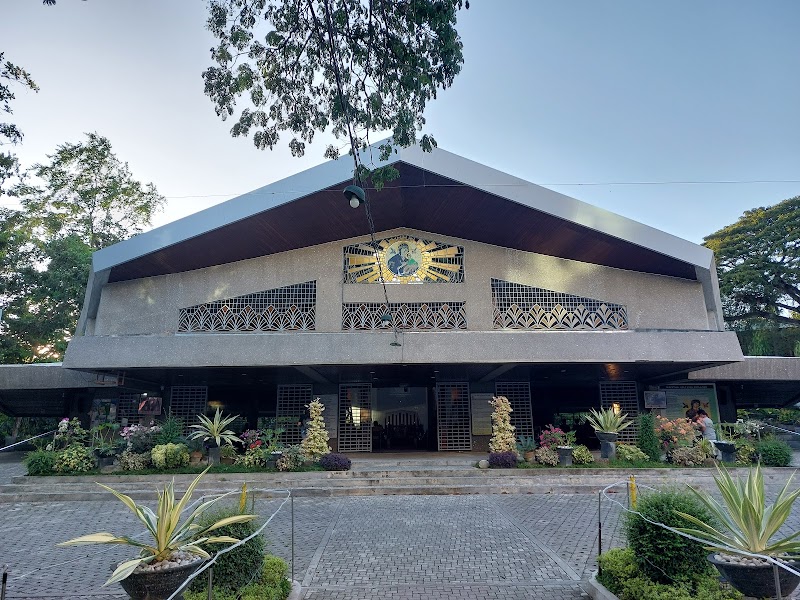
[515,435,536,462]
[188,409,242,465]
[58,467,257,600]
[675,465,800,598]
[539,425,576,466]
[219,444,237,465]
[713,423,737,463]
[584,407,632,459]
[187,439,204,465]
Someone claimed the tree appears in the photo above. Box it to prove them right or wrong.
[300,398,330,461]
[0,134,164,363]
[488,395,515,453]
[704,196,800,328]
[13,133,165,249]
[203,0,468,187]
[0,53,39,195]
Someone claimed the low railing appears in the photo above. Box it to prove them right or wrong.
[0,430,55,452]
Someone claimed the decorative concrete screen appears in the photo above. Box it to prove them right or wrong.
[491,279,628,330]
[599,381,639,443]
[178,281,316,332]
[339,383,372,452]
[495,381,534,439]
[277,384,312,446]
[168,386,208,434]
[343,236,464,284]
[342,302,467,331]
[437,382,472,451]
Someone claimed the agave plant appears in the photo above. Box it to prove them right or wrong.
[584,407,633,433]
[57,467,257,585]
[188,408,242,447]
[675,464,800,558]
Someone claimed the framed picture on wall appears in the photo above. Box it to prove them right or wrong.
[644,390,667,409]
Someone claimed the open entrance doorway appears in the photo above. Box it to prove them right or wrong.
[372,386,433,451]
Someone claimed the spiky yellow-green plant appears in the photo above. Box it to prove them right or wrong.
[489,396,516,453]
[188,408,241,447]
[301,398,331,461]
[58,467,257,585]
[584,407,633,434]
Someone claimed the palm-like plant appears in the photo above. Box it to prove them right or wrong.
[675,465,800,559]
[584,407,633,434]
[57,467,257,585]
[188,409,241,447]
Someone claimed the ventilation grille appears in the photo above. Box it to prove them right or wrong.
[437,382,472,451]
[169,386,208,434]
[599,381,639,443]
[491,279,628,330]
[178,282,316,333]
[342,302,466,331]
[495,381,534,439]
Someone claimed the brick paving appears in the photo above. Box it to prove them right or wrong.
[1,455,799,599]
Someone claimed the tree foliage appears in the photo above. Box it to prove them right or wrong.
[0,53,39,195]
[704,196,800,328]
[1,134,164,363]
[203,0,468,187]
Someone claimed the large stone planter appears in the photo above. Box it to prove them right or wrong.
[595,432,618,460]
[708,553,800,598]
[119,558,205,600]
[557,446,573,467]
[714,441,736,463]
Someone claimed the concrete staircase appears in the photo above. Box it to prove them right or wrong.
[0,453,796,502]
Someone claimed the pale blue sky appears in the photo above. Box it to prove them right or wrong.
[2,0,798,243]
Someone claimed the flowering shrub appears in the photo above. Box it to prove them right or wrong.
[735,439,757,465]
[240,427,284,452]
[488,451,518,468]
[235,445,273,468]
[654,415,696,452]
[571,445,594,465]
[667,445,706,466]
[120,423,161,454]
[320,453,351,471]
[119,450,152,471]
[489,396,516,453]
[54,443,96,473]
[48,417,88,451]
[151,443,190,469]
[276,445,304,472]
[534,446,559,466]
[538,425,576,449]
[301,398,330,461]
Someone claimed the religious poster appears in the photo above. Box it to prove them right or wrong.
[658,384,719,424]
[138,396,163,415]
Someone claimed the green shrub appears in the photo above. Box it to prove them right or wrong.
[119,450,152,471]
[151,443,190,469]
[534,446,558,466]
[189,507,264,593]
[53,444,96,473]
[734,439,757,465]
[756,437,792,467]
[616,444,649,462]
[276,445,304,472]
[185,555,290,600]
[597,548,638,591]
[24,449,58,475]
[624,488,716,583]
[637,412,662,462]
[571,445,594,464]
[155,415,185,445]
[668,445,706,467]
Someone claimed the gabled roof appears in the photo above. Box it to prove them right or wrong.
[78,143,721,332]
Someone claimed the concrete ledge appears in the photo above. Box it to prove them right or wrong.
[587,571,619,600]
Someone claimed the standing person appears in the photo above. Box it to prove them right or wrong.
[693,409,718,458]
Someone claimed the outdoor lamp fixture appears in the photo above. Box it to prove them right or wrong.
[611,402,622,416]
[343,184,365,208]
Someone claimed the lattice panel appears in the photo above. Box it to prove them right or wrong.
[437,382,472,451]
[117,391,142,426]
[339,384,372,452]
[178,282,316,332]
[342,302,467,331]
[491,279,628,330]
[495,381,534,439]
[599,381,639,443]
[343,236,465,284]
[169,386,208,433]
[276,384,312,446]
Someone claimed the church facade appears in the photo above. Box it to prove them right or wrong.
[1,145,745,451]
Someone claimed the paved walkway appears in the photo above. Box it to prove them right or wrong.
[1,453,798,599]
